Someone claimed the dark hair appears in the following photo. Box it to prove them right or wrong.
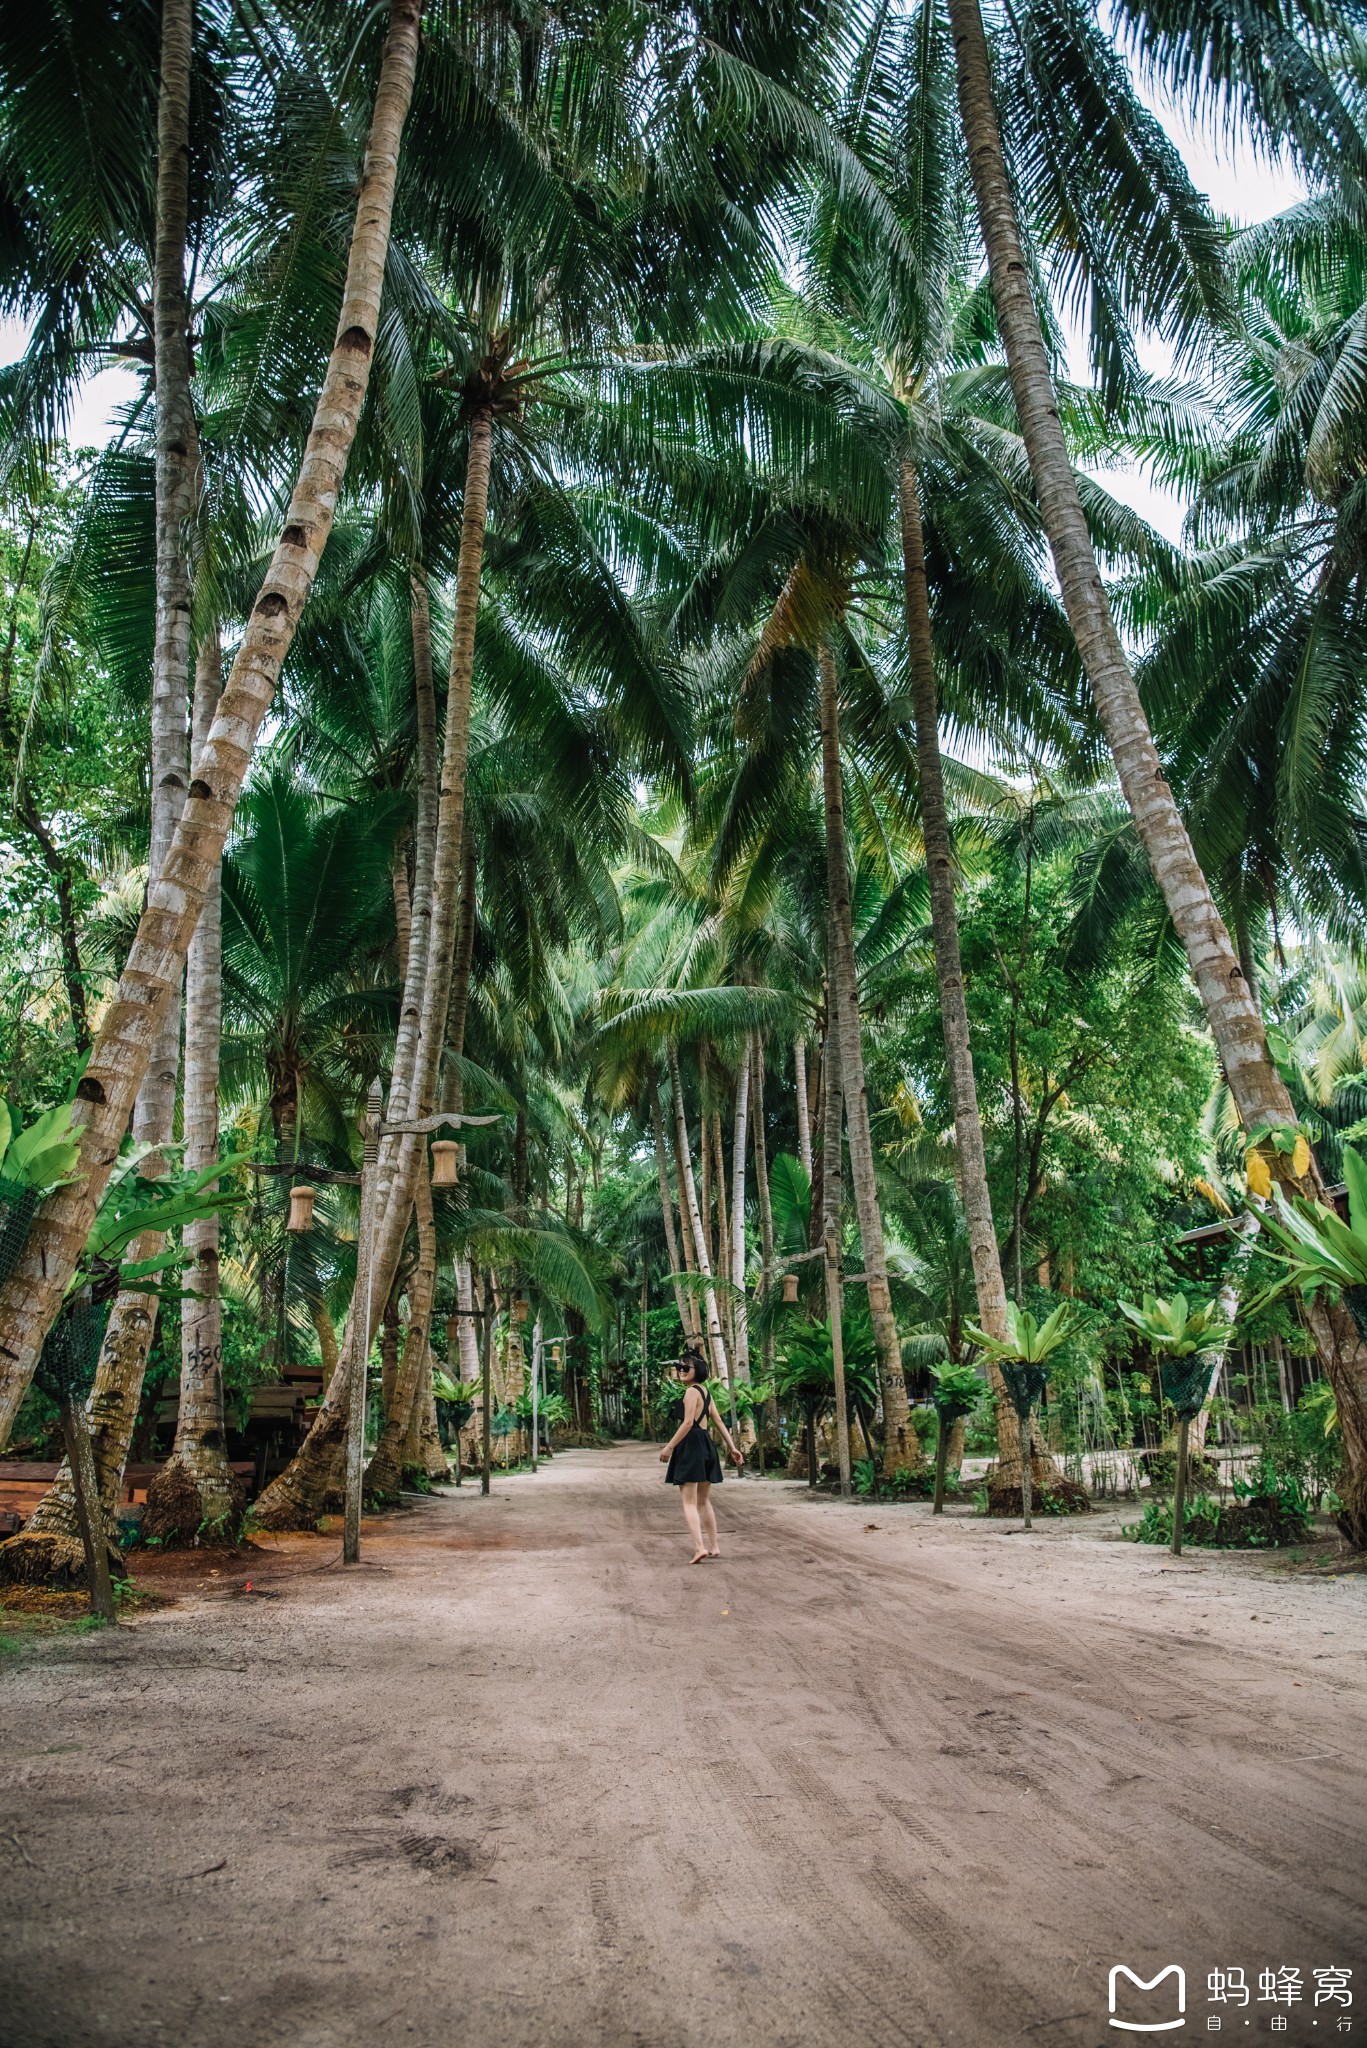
[679,1349,708,1384]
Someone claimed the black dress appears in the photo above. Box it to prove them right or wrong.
[665,1385,724,1486]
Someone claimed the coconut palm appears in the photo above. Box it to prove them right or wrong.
[0,0,424,1464]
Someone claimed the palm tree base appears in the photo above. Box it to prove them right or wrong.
[1333,1476,1367,1550]
[141,1459,245,1547]
[986,1467,1091,1519]
[251,1412,347,1530]
[0,1524,124,1588]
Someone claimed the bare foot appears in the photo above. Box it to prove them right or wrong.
[706,1549,721,1558]
[690,1549,708,1565]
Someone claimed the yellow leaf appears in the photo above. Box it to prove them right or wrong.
[1245,1148,1273,1199]
[1292,1135,1311,1179]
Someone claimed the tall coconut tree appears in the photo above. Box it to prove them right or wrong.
[942,0,1294,1148]
[142,628,234,1537]
[0,0,423,1462]
[941,0,1367,1539]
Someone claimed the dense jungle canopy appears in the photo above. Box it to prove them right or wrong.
[4,0,1367,1581]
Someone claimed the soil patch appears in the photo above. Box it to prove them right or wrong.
[2,1446,1363,2048]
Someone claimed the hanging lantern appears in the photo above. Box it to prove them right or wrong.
[782,1271,799,1304]
[445,1313,461,1353]
[286,1184,315,1234]
[430,1140,459,1187]
[512,1295,529,1326]
[551,1343,562,1364]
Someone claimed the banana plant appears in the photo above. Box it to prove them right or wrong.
[964,1301,1083,1528]
[1117,1293,1234,1556]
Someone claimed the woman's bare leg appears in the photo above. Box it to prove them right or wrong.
[680,1483,706,1562]
[698,1482,719,1555]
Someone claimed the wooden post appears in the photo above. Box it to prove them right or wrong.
[480,1281,492,1496]
[59,1394,116,1621]
[933,1411,950,1516]
[1021,1417,1034,1532]
[825,1225,852,1499]
[344,1077,383,1565]
[1171,1412,1191,1557]
[531,1314,541,1473]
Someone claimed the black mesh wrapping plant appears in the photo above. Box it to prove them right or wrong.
[998,1359,1049,1419]
[1344,1285,1367,1347]
[33,1295,108,1406]
[0,1179,40,1289]
[1159,1356,1213,1419]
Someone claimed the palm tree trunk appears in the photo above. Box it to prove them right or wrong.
[821,946,853,1495]
[669,1094,705,1340]
[712,1108,732,1358]
[363,578,442,1505]
[0,0,204,1571]
[443,826,479,1118]
[651,1079,694,1341]
[817,643,916,1474]
[750,1036,781,1440]
[898,450,1043,1493]
[138,0,196,1162]
[945,0,1367,1525]
[452,1258,479,1386]
[312,1298,340,1392]
[699,1081,713,1276]
[730,1040,751,1381]
[898,454,1007,1340]
[386,570,440,1123]
[143,629,238,1539]
[366,1156,438,1499]
[0,0,423,1456]
[667,1042,731,1384]
[793,1036,814,1177]
[946,0,1293,1134]
[255,409,493,1534]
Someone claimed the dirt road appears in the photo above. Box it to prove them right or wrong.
[3,1443,1365,2047]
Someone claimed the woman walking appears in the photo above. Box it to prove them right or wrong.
[660,1349,744,1563]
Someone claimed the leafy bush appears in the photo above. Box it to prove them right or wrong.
[1124,1463,1313,1548]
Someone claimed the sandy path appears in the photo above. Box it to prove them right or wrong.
[2,1442,1365,2047]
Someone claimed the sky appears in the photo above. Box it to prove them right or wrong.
[1064,80,1303,542]
[0,62,1305,548]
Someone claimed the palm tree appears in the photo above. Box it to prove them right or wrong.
[943,0,1302,1147]
[0,0,423,1457]
[143,629,234,1536]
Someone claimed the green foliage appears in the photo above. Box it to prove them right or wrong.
[0,1096,81,1192]
[1124,1465,1313,1549]
[965,1299,1083,1368]
[1251,1146,1367,1324]
[774,1307,878,1412]
[929,1359,985,1423]
[1116,1292,1233,1359]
